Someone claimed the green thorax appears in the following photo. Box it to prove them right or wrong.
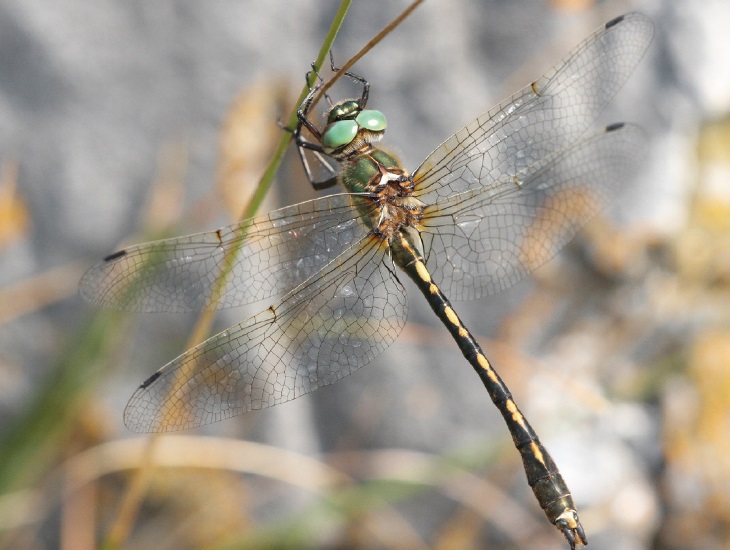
[340,148,402,194]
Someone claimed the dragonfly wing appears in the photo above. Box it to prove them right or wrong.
[79,194,371,312]
[412,12,653,204]
[123,233,407,432]
[420,123,645,300]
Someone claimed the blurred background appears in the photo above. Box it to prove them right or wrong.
[1,0,729,548]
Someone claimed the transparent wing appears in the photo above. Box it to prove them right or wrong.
[412,12,653,204]
[123,234,407,432]
[420,123,645,300]
[79,194,371,312]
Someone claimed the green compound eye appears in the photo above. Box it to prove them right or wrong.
[322,120,358,150]
[356,110,386,131]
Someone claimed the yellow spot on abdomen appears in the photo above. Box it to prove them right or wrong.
[414,261,431,283]
[530,442,546,467]
[506,399,525,425]
[477,354,498,382]
[443,306,461,328]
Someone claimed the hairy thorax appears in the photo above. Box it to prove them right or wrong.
[338,145,425,245]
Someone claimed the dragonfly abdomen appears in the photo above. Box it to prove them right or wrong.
[390,229,586,549]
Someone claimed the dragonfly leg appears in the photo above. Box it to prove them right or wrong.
[296,141,339,190]
[328,50,370,109]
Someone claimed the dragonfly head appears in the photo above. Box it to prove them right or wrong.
[327,99,361,123]
[321,99,387,155]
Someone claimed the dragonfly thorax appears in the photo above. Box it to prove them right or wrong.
[338,144,425,244]
[375,192,426,246]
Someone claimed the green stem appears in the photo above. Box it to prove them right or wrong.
[241,0,352,221]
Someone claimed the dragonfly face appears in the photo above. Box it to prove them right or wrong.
[79,12,654,549]
[320,101,387,155]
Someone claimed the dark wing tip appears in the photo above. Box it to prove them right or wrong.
[123,374,162,433]
[103,249,127,262]
[605,13,625,29]
[140,370,162,389]
[605,122,625,132]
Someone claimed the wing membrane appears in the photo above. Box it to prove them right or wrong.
[79,194,372,312]
[412,12,653,204]
[420,123,645,300]
[123,234,407,432]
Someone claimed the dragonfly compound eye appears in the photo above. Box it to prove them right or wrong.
[322,119,359,151]
[356,110,386,132]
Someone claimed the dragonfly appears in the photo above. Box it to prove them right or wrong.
[80,12,653,549]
